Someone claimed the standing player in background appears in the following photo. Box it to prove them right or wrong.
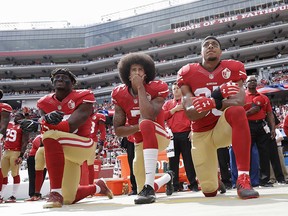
[112,53,174,204]
[177,36,259,199]
[36,68,113,208]
[0,90,12,203]
[25,134,47,201]
[85,110,107,185]
[162,82,198,192]
[1,112,29,203]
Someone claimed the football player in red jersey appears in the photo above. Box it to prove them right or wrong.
[112,53,174,204]
[36,68,113,208]
[1,112,29,203]
[177,36,259,199]
[83,110,107,185]
[0,89,12,203]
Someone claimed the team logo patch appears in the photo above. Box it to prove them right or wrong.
[209,74,214,79]
[222,68,231,79]
[68,100,75,109]
[57,105,62,110]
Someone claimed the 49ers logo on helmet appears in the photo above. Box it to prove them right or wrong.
[222,68,231,79]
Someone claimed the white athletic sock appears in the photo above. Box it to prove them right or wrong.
[12,184,20,197]
[154,173,171,190]
[143,148,158,188]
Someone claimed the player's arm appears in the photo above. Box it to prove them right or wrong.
[0,110,11,139]
[67,103,93,132]
[113,104,139,137]
[15,131,30,164]
[180,84,209,121]
[137,84,164,120]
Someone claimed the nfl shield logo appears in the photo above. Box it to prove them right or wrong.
[222,68,231,79]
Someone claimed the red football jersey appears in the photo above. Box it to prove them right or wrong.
[111,80,169,143]
[37,89,95,137]
[90,112,106,142]
[29,134,42,157]
[163,98,191,133]
[4,122,23,151]
[177,60,247,132]
[244,91,272,120]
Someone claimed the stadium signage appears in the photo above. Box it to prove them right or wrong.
[174,5,288,33]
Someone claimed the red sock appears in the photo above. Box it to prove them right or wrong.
[88,164,95,185]
[43,138,64,189]
[35,170,44,193]
[225,106,251,171]
[13,175,20,184]
[72,185,96,204]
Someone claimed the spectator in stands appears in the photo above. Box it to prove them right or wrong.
[0,90,13,203]
[112,53,174,204]
[163,82,198,192]
[177,36,259,199]
[1,112,30,203]
[26,68,113,208]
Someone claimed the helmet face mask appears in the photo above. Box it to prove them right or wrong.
[50,68,77,85]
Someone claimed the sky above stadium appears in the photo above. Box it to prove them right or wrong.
[0,0,194,27]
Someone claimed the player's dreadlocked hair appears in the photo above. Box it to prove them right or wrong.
[118,53,156,88]
[50,68,77,85]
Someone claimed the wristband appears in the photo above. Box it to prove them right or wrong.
[211,87,224,101]
[214,98,223,110]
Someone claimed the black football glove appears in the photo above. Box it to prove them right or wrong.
[20,120,39,133]
[44,111,64,125]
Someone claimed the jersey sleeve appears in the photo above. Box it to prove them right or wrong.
[177,64,191,87]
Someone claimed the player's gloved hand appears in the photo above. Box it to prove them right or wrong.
[44,111,64,125]
[41,119,70,133]
[15,157,23,165]
[252,95,265,107]
[20,120,39,133]
[211,82,240,101]
[219,82,240,98]
[192,96,216,113]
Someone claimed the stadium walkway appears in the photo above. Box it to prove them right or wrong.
[1,184,287,216]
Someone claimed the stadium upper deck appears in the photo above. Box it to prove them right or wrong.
[0,0,287,107]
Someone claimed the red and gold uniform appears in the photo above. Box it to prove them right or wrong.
[0,103,12,144]
[0,102,12,201]
[1,122,24,185]
[112,80,170,190]
[85,112,107,184]
[177,60,251,194]
[90,113,106,143]
[37,89,96,204]
[177,60,247,132]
